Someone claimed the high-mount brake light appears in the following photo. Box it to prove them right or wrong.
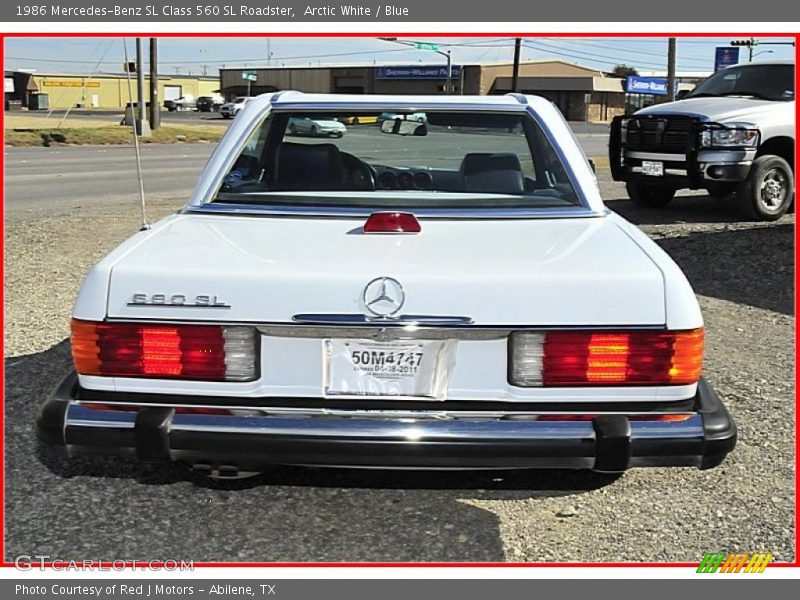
[510,329,703,387]
[71,320,257,382]
[364,212,421,233]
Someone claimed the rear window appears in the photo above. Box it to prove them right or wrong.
[214,110,581,209]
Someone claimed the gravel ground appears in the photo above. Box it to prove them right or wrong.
[4,164,795,563]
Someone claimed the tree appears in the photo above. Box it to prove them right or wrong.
[612,64,639,78]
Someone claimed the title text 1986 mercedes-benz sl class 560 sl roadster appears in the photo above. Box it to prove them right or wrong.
[37,92,736,478]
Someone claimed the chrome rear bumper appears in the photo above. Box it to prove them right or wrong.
[37,373,736,474]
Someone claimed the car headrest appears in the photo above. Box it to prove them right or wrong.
[460,153,524,194]
[460,153,523,176]
[275,142,343,190]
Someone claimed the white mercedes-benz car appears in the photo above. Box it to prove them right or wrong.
[37,92,736,479]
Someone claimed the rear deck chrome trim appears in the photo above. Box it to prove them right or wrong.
[292,314,474,326]
[186,203,607,220]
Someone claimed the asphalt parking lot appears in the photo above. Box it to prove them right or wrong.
[3,140,795,563]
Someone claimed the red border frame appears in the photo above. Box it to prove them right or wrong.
[0,30,797,571]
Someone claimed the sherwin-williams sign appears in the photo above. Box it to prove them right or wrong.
[626,76,669,95]
[376,66,463,80]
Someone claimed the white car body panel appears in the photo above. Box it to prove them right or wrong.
[73,92,704,406]
[103,214,667,326]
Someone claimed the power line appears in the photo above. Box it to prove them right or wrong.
[541,37,710,64]
[5,47,416,67]
[521,40,669,70]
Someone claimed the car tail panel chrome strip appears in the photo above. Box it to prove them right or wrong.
[98,320,667,341]
[292,314,474,326]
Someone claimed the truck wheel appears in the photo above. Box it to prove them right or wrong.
[737,155,794,221]
[626,181,675,208]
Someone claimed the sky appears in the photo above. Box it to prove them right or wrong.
[4,36,795,76]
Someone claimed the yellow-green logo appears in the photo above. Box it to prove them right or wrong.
[697,552,773,573]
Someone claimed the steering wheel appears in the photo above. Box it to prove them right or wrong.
[341,153,376,191]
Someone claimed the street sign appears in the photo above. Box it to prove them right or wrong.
[376,65,462,80]
[242,70,258,81]
[626,76,669,96]
[714,47,740,71]
[414,42,439,51]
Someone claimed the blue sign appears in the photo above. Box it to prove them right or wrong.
[714,47,740,71]
[376,65,462,80]
[626,76,669,96]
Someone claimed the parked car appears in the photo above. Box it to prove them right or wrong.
[378,111,427,124]
[196,95,224,112]
[220,96,253,119]
[338,115,379,125]
[611,60,795,221]
[37,92,736,480]
[163,96,196,112]
[288,116,347,137]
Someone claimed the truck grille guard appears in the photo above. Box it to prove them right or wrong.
[610,114,704,187]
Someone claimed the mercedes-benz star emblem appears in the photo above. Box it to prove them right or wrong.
[362,277,405,317]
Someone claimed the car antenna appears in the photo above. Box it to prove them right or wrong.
[122,38,150,231]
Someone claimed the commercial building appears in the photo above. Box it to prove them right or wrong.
[218,60,627,122]
[4,71,219,110]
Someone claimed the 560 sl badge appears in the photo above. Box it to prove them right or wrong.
[127,293,230,308]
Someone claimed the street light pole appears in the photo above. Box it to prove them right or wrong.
[446,50,452,94]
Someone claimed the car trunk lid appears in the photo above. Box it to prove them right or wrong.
[106,213,666,326]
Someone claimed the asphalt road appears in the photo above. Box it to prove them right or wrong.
[3,144,794,563]
[25,109,612,134]
[4,130,609,220]
[15,108,231,127]
[4,144,212,222]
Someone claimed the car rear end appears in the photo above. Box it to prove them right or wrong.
[37,93,736,477]
[40,316,734,475]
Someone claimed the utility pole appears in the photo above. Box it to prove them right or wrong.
[666,37,677,102]
[136,38,151,137]
[511,37,521,93]
[149,38,160,131]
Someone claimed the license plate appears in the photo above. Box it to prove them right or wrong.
[324,339,453,399]
[642,160,664,176]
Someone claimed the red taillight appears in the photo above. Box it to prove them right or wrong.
[510,329,703,387]
[364,211,421,233]
[71,320,256,381]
